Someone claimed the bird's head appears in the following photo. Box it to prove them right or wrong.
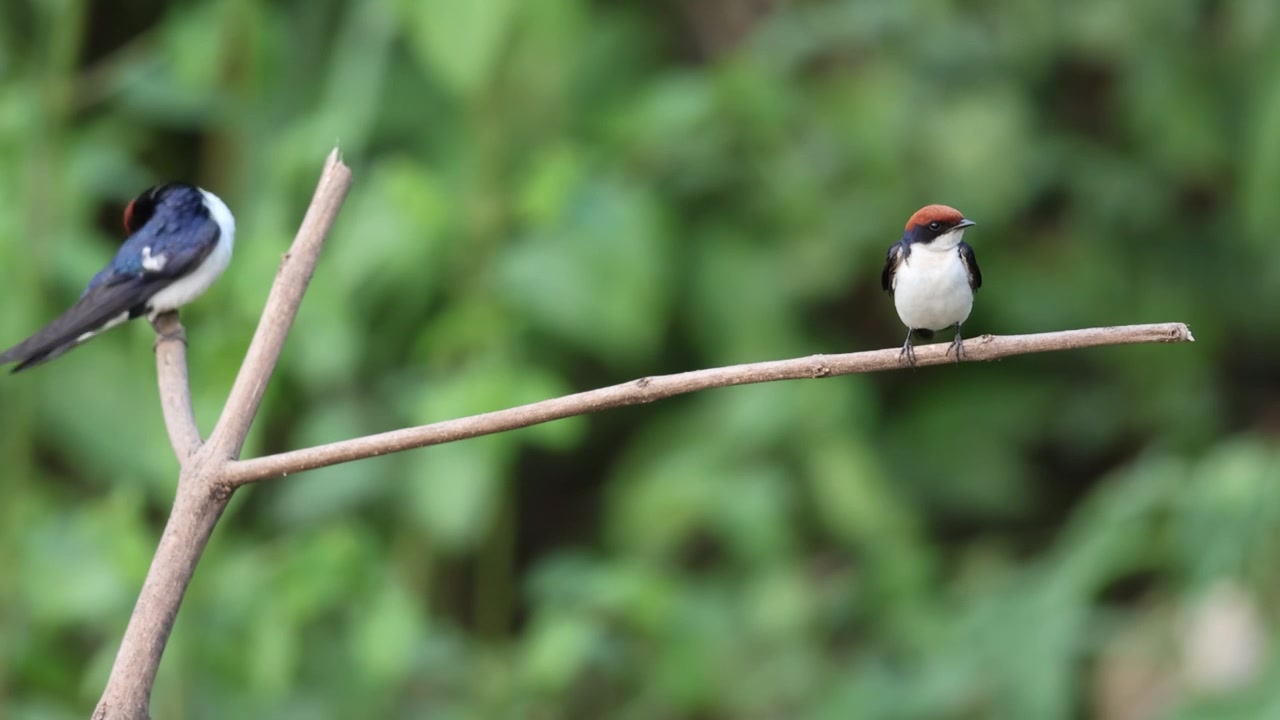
[123,183,234,243]
[903,204,975,250]
[123,184,168,235]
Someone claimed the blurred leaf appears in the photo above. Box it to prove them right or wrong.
[401,0,519,96]
[354,576,424,684]
[247,606,297,696]
[1172,439,1280,586]
[405,437,508,550]
[520,613,600,692]
[501,178,670,367]
[1241,62,1280,249]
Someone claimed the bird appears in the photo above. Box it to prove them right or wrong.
[0,183,235,372]
[881,204,981,366]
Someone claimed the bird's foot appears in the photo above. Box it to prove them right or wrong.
[946,329,965,362]
[899,336,917,367]
[150,311,187,348]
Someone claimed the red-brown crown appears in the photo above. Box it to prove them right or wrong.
[905,204,966,231]
[123,199,139,234]
[122,184,170,235]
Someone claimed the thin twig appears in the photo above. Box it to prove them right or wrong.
[207,148,353,461]
[149,312,201,461]
[224,322,1195,485]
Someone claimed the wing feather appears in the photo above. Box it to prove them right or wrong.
[881,242,905,293]
[0,277,161,372]
[958,241,982,292]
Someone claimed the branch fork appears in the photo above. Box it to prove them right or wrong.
[90,147,1195,719]
[93,149,353,720]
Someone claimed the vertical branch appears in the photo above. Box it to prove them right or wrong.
[207,149,353,459]
[150,312,202,460]
[92,480,231,720]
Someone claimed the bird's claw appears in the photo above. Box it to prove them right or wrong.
[899,337,916,367]
[150,312,187,348]
[945,332,965,362]
[152,329,186,350]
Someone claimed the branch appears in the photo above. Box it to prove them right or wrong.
[94,149,353,720]
[91,482,230,720]
[94,147,1196,720]
[149,312,201,461]
[207,148,353,460]
[224,322,1195,485]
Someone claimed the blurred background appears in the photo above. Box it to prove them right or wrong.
[1,0,1278,717]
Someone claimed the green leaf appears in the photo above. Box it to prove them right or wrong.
[401,0,519,96]
[354,578,424,684]
[520,614,600,692]
[404,437,508,550]
[501,179,670,367]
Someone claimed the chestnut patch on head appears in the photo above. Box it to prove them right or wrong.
[123,184,169,234]
[905,204,966,231]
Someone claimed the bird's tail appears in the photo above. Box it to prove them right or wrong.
[0,321,118,372]
[0,274,160,373]
[0,341,78,372]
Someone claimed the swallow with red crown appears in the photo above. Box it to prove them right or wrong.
[881,204,981,366]
[0,183,235,372]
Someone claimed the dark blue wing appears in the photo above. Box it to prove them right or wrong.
[1,210,219,372]
[88,200,220,291]
[959,241,981,291]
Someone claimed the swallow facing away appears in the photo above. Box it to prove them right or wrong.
[881,204,981,366]
[0,183,235,372]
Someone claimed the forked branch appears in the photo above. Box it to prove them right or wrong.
[93,149,353,720]
[92,145,1195,720]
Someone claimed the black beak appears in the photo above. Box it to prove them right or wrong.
[955,218,976,230]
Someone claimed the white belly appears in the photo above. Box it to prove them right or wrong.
[148,236,232,314]
[893,246,973,331]
[147,189,236,316]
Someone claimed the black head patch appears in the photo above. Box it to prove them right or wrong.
[123,183,199,235]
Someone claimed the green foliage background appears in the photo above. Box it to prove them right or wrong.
[2,0,1279,717]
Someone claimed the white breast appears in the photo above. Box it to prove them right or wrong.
[147,189,236,316]
[892,243,973,332]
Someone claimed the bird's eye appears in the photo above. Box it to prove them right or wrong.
[928,221,942,231]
